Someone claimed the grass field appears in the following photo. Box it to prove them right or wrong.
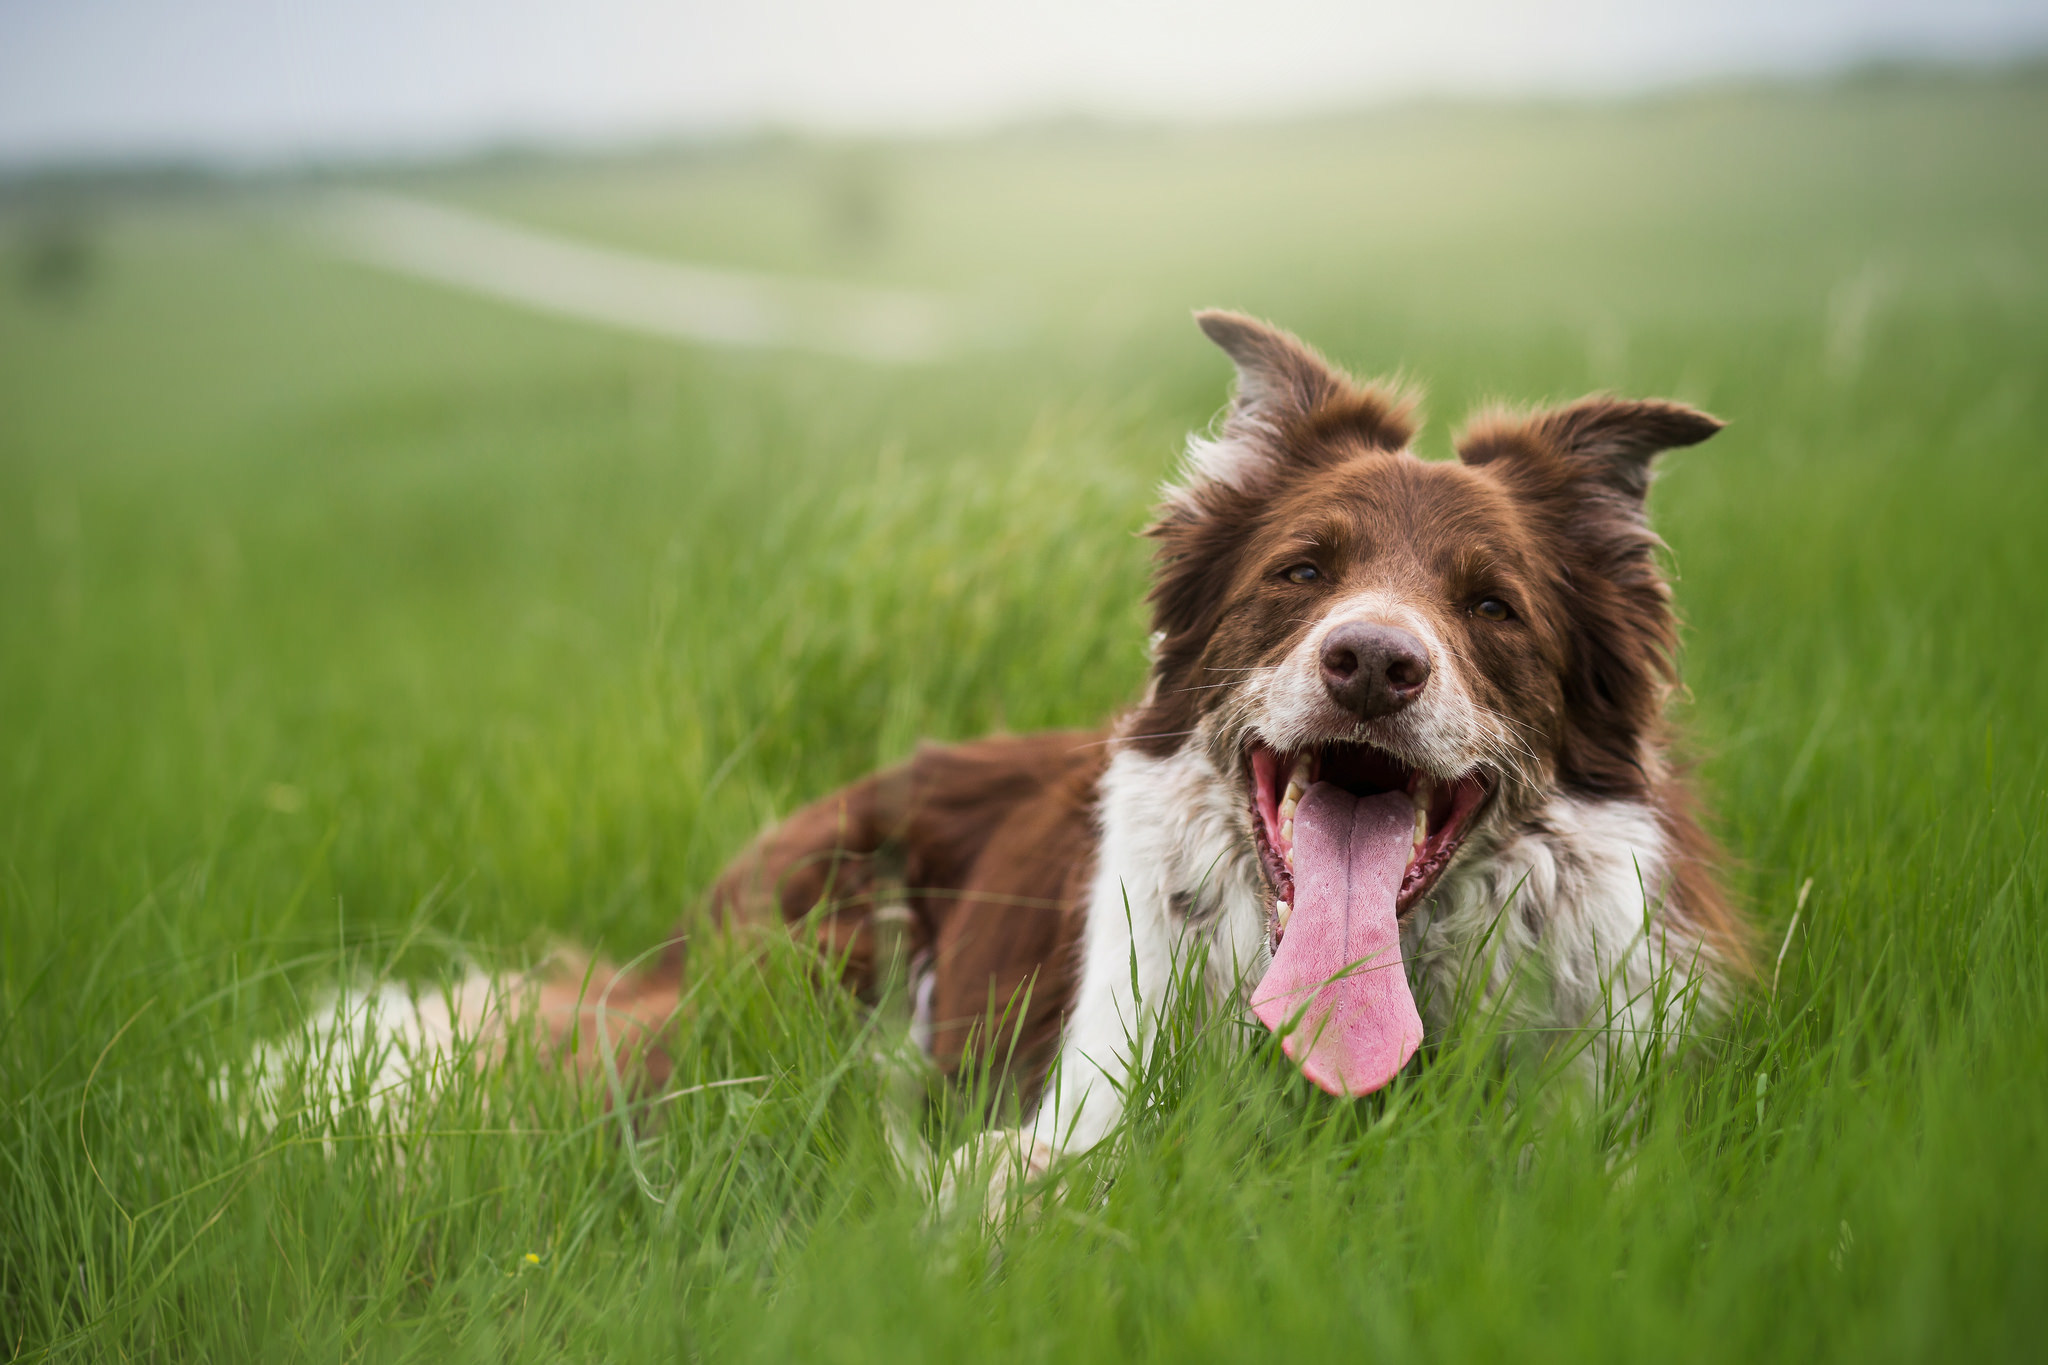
[3,71,2046,1361]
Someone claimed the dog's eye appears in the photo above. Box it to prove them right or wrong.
[1473,598,1512,622]
[1284,564,1321,584]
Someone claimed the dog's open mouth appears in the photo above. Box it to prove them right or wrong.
[1241,738,1493,1098]
[1246,740,1492,936]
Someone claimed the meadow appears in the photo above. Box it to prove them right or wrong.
[2,71,2045,1360]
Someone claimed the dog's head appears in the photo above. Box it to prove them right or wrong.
[1135,312,1721,957]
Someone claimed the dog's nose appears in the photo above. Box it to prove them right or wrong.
[1319,621,1432,718]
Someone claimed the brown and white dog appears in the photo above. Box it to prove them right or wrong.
[249,312,1748,1191]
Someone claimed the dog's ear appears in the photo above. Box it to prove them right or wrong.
[1197,310,1358,422]
[1458,397,1722,801]
[1457,396,1723,506]
[1183,311,1416,494]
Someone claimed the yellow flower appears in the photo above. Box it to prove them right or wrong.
[525,1253,541,1265]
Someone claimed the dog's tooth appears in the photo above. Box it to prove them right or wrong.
[1281,818,1293,847]
[1276,899,1292,930]
[1282,778,1304,805]
[1278,792,1298,823]
[1412,777,1434,850]
[1289,754,1313,788]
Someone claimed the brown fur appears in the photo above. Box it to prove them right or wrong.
[639,732,1108,1106]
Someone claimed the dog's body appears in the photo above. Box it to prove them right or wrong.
[684,313,1749,1179]
[258,314,1748,1185]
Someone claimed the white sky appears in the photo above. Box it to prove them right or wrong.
[3,0,2045,165]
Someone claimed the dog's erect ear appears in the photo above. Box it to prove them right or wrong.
[1457,396,1723,504]
[1197,310,1358,421]
[1181,311,1416,495]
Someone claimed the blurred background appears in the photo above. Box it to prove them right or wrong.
[7,0,2048,161]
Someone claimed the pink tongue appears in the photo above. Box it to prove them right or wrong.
[1251,783,1424,1097]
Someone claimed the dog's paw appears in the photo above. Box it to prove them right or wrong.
[936,1129,1057,1225]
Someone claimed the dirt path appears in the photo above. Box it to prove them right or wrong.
[317,190,965,364]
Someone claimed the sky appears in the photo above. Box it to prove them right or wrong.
[3,0,2046,166]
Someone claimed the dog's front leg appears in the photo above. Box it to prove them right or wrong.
[943,867,1178,1219]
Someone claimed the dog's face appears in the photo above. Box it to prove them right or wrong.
[1136,313,1721,946]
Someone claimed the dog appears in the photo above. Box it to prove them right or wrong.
[246,312,1749,1200]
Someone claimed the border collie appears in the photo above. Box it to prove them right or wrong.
[250,312,1749,1199]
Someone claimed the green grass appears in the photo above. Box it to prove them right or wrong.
[4,72,2047,1361]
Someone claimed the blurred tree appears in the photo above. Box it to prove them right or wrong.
[17,212,98,302]
[820,148,891,260]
